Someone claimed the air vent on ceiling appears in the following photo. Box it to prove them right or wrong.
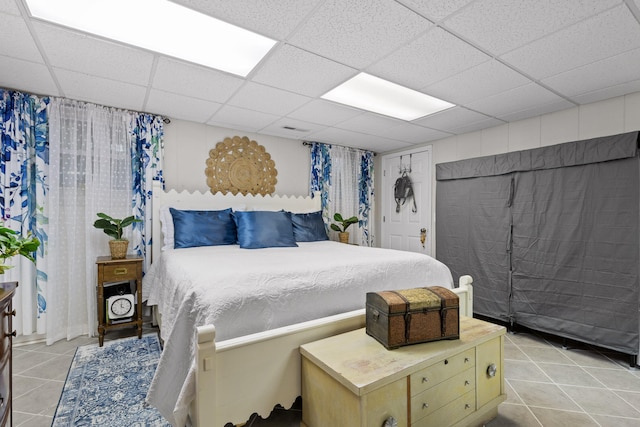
[282,126,309,132]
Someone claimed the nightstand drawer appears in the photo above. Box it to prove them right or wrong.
[411,367,475,423]
[410,347,475,396]
[102,264,138,282]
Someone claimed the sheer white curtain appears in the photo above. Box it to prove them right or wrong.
[46,99,133,344]
[329,148,362,242]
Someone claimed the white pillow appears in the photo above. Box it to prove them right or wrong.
[159,206,174,251]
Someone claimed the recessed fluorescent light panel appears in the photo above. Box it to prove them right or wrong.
[25,0,276,77]
[322,73,454,121]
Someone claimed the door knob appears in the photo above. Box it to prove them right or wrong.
[487,363,497,377]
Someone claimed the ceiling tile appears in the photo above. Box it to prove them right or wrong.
[499,98,574,123]
[33,22,154,86]
[228,82,311,116]
[54,68,147,111]
[0,56,58,96]
[543,48,640,99]
[0,12,43,62]
[0,0,20,15]
[450,117,505,135]
[335,113,404,134]
[570,79,640,105]
[4,0,640,154]
[443,0,620,55]
[413,106,500,133]
[397,0,476,22]
[501,5,640,79]
[145,89,222,123]
[286,99,363,126]
[288,0,430,69]
[152,57,244,103]
[467,83,572,120]
[171,0,323,39]
[424,59,530,105]
[260,117,324,139]
[368,27,490,89]
[251,44,356,97]
[308,126,412,152]
[376,122,452,144]
[208,105,279,132]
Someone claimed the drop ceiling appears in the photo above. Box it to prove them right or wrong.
[2,0,640,153]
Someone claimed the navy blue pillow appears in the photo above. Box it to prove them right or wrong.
[233,210,298,249]
[291,211,328,242]
[170,208,236,249]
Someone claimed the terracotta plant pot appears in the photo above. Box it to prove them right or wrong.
[338,232,349,244]
[109,240,128,259]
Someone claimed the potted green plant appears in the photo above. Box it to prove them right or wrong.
[0,225,40,274]
[93,213,141,259]
[330,213,359,244]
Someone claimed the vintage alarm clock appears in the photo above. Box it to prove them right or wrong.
[106,293,135,320]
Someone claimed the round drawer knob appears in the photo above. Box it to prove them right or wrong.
[487,363,497,377]
[382,416,398,427]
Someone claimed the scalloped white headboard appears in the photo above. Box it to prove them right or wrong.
[151,182,321,261]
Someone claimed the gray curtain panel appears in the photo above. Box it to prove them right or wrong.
[436,131,640,355]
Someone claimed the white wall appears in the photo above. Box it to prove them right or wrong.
[162,119,310,196]
[164,92,640,254]
[426,91,640,256]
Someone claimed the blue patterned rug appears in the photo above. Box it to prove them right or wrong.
[52,334,171,426]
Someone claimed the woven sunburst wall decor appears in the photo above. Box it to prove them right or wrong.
[205,136,278,196]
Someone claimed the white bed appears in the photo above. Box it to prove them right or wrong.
[143,183,474,427]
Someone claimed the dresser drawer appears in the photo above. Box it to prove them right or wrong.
[102,264,138,282]
[411,367,475,423]
[0,358,9,426]
[410,347,474,396]
[412,389,476,427]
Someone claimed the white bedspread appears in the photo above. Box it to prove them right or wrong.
[144,241,453,426]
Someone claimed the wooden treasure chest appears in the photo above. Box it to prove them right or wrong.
[366,286,459,349]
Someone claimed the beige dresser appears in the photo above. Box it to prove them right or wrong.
[300,316,505,427]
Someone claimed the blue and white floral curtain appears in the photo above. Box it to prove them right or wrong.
[0,89,49,336]
[130,114,164,274]
[309,142,375,246]
[1,87,164,343]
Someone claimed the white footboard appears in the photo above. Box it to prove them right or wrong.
[190,276,473,427]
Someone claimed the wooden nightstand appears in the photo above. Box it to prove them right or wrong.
[96,256,143,346]
[300,317,506,427]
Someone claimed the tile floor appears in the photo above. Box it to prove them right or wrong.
[10,320,640,427]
